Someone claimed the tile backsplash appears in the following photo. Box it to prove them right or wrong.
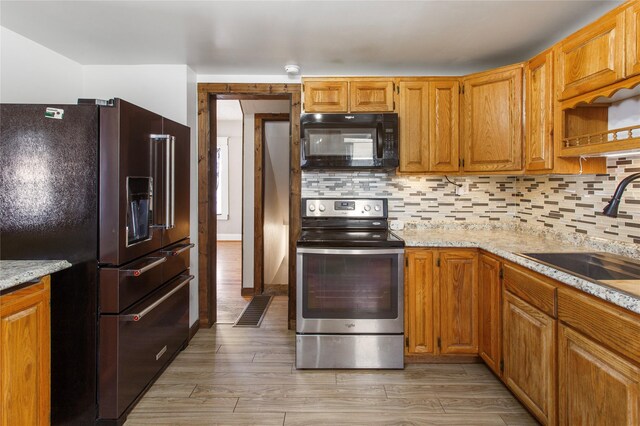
[301,155,640,245]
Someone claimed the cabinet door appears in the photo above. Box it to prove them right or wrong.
[525,50,554,171]
[478,253,502,376]
[439,250,478,355]
[304,81,348,112]
[350,80,394,112]
[503,291,557,425]
[462,65,523,172]
[627,1,640,77]
[1,277,50,426]
[428,80,460,172]
[398,81,430,173]
[405,249,436,355]
[558,324,640,426]
[556,12,625,100]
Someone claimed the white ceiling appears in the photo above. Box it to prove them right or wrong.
[0,1,623,75]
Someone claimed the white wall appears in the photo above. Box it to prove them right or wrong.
[186,66,199,327]
[242,114,256,289]
[263,121,290,285]
[216,120,244,239]
[82,65,190,125]
[0,26,83,103]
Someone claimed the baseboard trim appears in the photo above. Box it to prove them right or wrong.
[404,354,481,364]
[188,321,200,342]
[241,287,255,296]
[217,234,242,241]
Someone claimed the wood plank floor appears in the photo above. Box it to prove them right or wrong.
[216,241,251,323]
[124,241,539,425]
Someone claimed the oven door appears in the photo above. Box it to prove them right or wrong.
[296,247,404,334]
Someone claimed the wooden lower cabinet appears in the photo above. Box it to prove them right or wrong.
[438,250,478,354]
[0,276,51,426]
[503,290,557,425]
[405,249,436,355]
[558,324,640,426]
[404,248,478,357]
[478,253,502,376]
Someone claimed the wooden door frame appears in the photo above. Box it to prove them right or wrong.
[254,113,290,296]
[197,83,301,329]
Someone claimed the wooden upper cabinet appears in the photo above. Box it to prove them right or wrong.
[503,291,557,426]
[428,80,460,172]
[303,80,348,112]
[350,80,394,112]
[405,249,436,355]
[1,276,51,426]
[398,81,430,172]
[558,324,640,426]
[438,250,478,355]
[525,50,554,171]
[478,253,502,377]
[556,11,625,100]
[302,78,395,113]
[627,1,640,77]
[462,64,523,172]
[398,79,459,173]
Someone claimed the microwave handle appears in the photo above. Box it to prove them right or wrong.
[376,122,384,159]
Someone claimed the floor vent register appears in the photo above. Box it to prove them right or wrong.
[233,295,273,327]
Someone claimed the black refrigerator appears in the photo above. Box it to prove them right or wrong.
[0,99,192,425]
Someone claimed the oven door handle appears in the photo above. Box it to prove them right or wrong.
[121,275,193,322]
[296,248,405,255]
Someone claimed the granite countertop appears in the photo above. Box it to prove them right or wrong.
[0,260,72,292]
[395,227,640,315]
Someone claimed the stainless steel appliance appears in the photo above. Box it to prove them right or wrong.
[296,198,404,369]
[0,99,192,425]
[300,113,399,170]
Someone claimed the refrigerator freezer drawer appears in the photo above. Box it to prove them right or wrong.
[98,274,190,421]
[100,255,166,314]
[161,239,193,282]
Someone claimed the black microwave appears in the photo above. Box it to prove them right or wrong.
[300,113,399,170]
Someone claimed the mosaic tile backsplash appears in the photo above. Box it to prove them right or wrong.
[301,155,640,245]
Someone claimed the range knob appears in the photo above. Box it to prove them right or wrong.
[364,205,371,212]
[318,204,326,212]
[374,205,381,211]
[308,204,316,212]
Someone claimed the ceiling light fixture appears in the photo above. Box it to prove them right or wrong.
[284,64,300,75]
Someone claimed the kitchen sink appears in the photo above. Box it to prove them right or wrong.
[518,252,640,283]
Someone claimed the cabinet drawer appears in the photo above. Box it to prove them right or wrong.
[558,287,640,365]
[504,263,557,317]
[98,274,191,420]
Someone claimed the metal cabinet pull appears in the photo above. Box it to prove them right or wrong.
[122,275,193,322]
[123,256,166,277]
[163,243,194,256]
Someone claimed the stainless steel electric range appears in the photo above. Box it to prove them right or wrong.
[295,198,405,369]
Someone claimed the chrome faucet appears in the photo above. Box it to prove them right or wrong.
[602,172,640,218]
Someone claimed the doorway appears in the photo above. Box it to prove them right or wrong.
[197,84,301,330]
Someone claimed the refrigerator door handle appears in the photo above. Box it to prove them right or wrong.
[150,134,173,230]
[170,135,176,229]
[121,275,194,322]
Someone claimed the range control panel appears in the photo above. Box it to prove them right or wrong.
[303,198,387,218]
